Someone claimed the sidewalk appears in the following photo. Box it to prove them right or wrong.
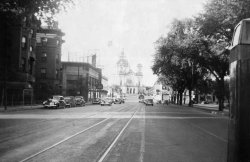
[0,104,43,112]
[0,102,94,112]
[190,103,229,116]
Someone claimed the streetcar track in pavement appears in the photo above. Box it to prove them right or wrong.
[97,104,141,162]
[0,103,134,144]
[18,103,138,162]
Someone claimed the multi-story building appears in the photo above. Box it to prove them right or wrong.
[0,15,38,106]
[62,62,102,102]
[34,27,64,102]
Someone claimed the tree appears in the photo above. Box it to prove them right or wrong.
[0,0,74,23]
[153,19,209,106]
[193,0,250,110]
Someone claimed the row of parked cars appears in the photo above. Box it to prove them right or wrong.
[43,95,85,109]
[43,95,126,108]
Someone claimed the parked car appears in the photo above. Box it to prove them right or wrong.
[121,98,125,103]
[64,96,76,108]
[75,96,85,106]
[114,98,122,104]
[43,95,66,109]
[139,99,144,103]
[145,99,154,106]
[100,99,112,106]
[92,98,101,104]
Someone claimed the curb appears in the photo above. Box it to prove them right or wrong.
[0,102,96,112]
[191,105,229,116]
[0,105,43,112]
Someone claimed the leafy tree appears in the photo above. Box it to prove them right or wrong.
[0,0,74,23]
[153,19,209,106]
[193,0,250,110]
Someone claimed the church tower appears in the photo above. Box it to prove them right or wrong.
[136,64,143,86]
[116,50,129,88]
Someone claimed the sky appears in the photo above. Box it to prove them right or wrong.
[57,0,208,86]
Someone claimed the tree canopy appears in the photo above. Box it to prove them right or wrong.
[0,0,74,24]
[152,0,250,110]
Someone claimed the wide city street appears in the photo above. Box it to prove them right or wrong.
[0,95,228,162]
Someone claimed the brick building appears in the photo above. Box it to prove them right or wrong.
[62,62,102,102]
[0,15,39,106]
[34,27,64,102]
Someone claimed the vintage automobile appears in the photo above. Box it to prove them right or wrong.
[139,99,144,103]
[92,98,101,104]
[121,98,125,103]
[75,96,85,106]
[43,95,66,109]
[145,99,154,106]
[64,96,76,108]
[114,98,122,104]
[100,99,112,106]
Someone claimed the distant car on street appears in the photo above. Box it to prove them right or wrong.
[43,95,66,109]
[145,99,154,106]
[114,98,122,104]
[139,99,144,103]
[64,96,76,108]
[121,98,125,103]
[92,98,101,104]
[100,99,112,106]
[75,96,85,106]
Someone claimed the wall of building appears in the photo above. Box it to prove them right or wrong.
[0,15,38,106]
[62,62,102,102]
[34,28,64,102]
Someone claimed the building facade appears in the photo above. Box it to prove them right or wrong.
[116,51,143,95]
[62,62,102,102]
[34,27,64,102]
[0,15,38,106]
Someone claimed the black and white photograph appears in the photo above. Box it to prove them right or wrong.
[1,0,250,161]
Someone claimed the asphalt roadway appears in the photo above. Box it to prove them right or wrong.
[0,96,228,162]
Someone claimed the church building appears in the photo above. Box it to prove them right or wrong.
[116,51,143,94]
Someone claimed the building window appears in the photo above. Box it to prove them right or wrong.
[30,46,33,52]
[56,40,60,46]
[21,57,26,72]
[56,69,59,79]
[21,36,27,49]
[56,54,59,64]
[41,52,47,61]
[41,37,48,46]
[41,68,46,79]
